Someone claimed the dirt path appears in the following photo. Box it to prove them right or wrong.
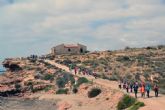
[45,60,165,110]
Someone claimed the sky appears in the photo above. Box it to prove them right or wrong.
[0,0,165,60]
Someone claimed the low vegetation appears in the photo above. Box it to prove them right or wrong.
[117,94,145,110]
[56,88,69,94]
[88,88,101,98]
[117,94,136,110]
[44,74,54,81]
[128,102,145,110]
[56,72,75,88]
[76,77,89,87]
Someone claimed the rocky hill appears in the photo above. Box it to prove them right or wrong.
[1,57,124,110]
[54,45,165,94]
[0,45,165,110]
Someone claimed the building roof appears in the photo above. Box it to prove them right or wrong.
[64,44,79,48]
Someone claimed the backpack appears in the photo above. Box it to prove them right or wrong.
[134,84,138,90]
[154,85,158,90]
[146,85,150,91]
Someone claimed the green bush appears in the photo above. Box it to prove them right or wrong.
[88,88,101,98]
[56,73,75,88]
[77,77,89,87]
[44,85,53,92]
[56,77,66,88]
[128,102,145,110]
[56,88,68,94]
[44,74,54,81]
[117,94,136,110]
[109,74,119,81]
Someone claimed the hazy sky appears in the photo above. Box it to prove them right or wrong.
[0,0,165,59]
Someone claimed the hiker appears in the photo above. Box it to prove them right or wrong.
[123,82,126,89]
[145,84,151,98]
[118,82,122,89]
[93,72,97,79]
[74,67,78,75]
[140,84,145,98]
[126,83,129,93]
[82,69,86,75]
[69,64,72,72]
[133,82,139,98]
[130,83,133,93]
[154,84,159,97]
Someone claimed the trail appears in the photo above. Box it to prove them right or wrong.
[45,60,165,110]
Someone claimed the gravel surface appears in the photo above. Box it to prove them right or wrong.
[0,97,57,110]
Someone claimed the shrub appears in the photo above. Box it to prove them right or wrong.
[109,74,119,81]
[101,73,110,80]
[135,73,140,80]
[117,94,136,110]
[44,74,54,81]
[116,56,130,62]
[56,77,66,88]
[44,85,53,92]
[15,83,21,90]
[77,77,89,87]
[56,88,68,94]
[56,73,75,88]
[129,102,145,110]
[88,88,101,98]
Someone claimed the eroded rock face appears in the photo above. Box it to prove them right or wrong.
[2,60,22,72]
[0,89,21,97]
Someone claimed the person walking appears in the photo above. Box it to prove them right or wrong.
[74,67,78,75]
[69,64,72,72]
[123,82,126,89]
[130,83,133,93]
[133,82,139,98]
[126,83,129,93]
[93,72,97,79]
[154,84,159,97]
[140,84,145,98]
[145,84,151,98]
[118,82,122,89]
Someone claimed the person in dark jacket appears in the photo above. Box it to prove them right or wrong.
[133,82,139,98]
[154,84,159,97]
[130,83,133,93]
[118,81,122,89]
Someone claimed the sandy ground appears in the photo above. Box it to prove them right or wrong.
[46,60,165,110]
[0,97,57,110]
[31,93,118,110]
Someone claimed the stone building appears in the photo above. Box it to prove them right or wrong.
[51,43,87,55]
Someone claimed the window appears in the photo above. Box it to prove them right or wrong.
[68,48,71,52]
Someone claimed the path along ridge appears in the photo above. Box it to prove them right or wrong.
[45,60,165,110]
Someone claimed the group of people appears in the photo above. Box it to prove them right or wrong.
[118,81,159,98]
[71,66,97,78]
[70,65,160,98]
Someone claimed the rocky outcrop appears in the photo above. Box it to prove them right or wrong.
[0,85,21,97]
[2,60,22,72]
